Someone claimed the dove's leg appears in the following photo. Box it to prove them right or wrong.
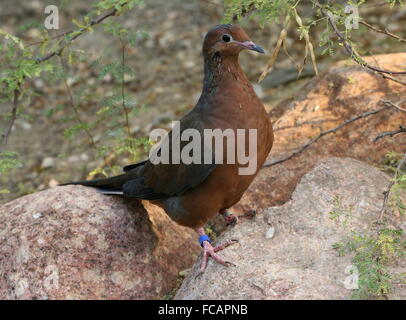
[220,208,257,225]
[196,227,237,274]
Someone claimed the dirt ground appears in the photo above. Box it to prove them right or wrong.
[1,0,405,205]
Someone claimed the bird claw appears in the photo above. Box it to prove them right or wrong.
[197,240,238,275]
[221,209,257,226]
[240,209,257,219]
[224,261,237,267]
[213,239,238,252]
[222,211,239,225]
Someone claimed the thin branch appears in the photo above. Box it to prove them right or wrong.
[320,7,406,76]
[263,105,389,167]
[373,125,406,142]
[378,152,406,222]
[27,29,74,48]
[311,1,406,87]
[381,99,406,113]
[36,4,128,64]
[59,56,97,151]
[232,3,256,22]
[380,73,406,86]
[120,38,131,137]
[360,20,406,43]
[0,89,20,152]
[368,53,406,86]
[86,151,116,180]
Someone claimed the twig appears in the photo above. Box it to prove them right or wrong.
[232,3,256,22]
[86,151,116,180]
[36,4,129,64]
[360,20,406,43]
[380,73,406,86]
[120,38,131,137]
[321,7,406,76]
[59,56,98,151]
[381,99,406,113]
[0,89,20,152]
[27,29,74,48]
[378,152,406,222]
[373,125,406,142]
[312,1,406,87]
[263,105,389,167]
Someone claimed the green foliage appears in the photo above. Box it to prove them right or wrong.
[333,228,405,299]
[64,122,95,139]
[225,0,404,67]
[224,0,298,25]
[0,0,149,192]
[328,196,353,225]
[0,30,54,100]
[333,153,406,299]
[0,151,22,174]
[380,152,406,216]
[94,0,144,12]
[385,0,404,8]
[392,176,406,216]
[98,61,134,81]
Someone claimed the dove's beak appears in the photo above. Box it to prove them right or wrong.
[239,41,265,54]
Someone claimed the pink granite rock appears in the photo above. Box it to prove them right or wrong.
[0,185,199,299]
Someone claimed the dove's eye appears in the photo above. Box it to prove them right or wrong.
[222,34,232,42]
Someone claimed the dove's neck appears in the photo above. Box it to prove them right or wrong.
[202,54,247,95]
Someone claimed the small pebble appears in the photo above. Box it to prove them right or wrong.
[179,268,191,277]
[48,179,59,187]
[41,157,55,169]
[32,212,42,219]
[265,227,275,239]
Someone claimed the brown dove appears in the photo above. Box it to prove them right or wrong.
[64,24,274,273]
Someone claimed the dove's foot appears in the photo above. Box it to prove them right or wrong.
[220,209,239,225]
[220,209,257,225]
[240,209,257,219]
[196,228,238,275]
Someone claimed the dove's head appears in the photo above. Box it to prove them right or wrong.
[203,24,265,60]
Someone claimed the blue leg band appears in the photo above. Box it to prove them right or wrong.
[198,234,212,247]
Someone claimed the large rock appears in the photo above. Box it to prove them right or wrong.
[175,158,405,300]
[0,185,199,299]
[237,53,406,212]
